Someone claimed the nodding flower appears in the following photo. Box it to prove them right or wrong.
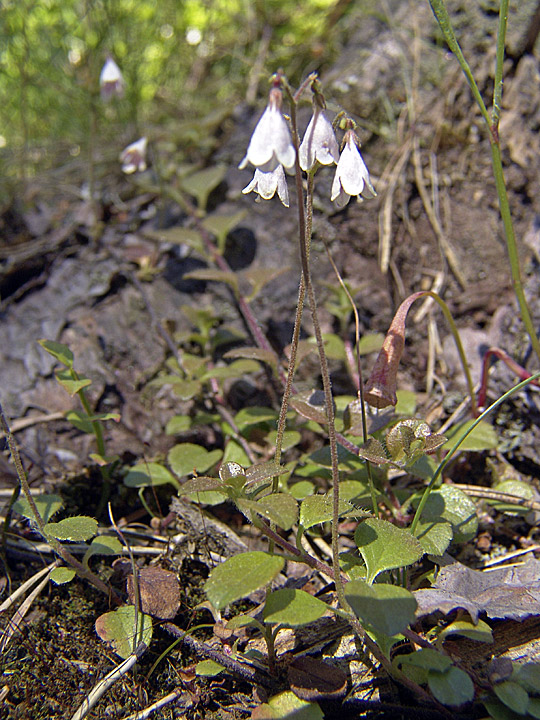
[99,57,124,101]
[299,107,340,172]
[242,165,289,207]
[331,128,375,209]
[239,87,295,173]
[120,137,147,174]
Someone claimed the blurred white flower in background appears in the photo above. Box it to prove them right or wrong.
[99,57,124,101]
[120,137,148,174]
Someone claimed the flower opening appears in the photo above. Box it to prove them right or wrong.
[331,129,375,209]
[120,137,148,174]
[299,108,339,171]
[242,165,289,207]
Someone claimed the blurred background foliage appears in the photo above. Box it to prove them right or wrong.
[0,0,354,189]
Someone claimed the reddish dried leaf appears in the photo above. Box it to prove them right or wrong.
[288,656,347,701]
[127,567,181,620]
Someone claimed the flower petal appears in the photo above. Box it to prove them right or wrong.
[300,110,339,171]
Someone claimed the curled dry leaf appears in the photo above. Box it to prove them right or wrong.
[288,656,348,701]
[127,566,181,620]
[414,556,540,622]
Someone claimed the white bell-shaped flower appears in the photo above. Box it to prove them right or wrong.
[120,137,148,174]
[299,108,339,171]
[331,130,376,209]
[239,88,295,173]
[242,165,289,207]
[99,57,125,101]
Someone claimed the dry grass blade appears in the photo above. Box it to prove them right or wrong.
[123,688,192,720]
[0,565,55,653]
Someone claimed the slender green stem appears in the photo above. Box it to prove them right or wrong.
[490,143,540,361]
[429,0,540,363]
[410,371,540,534]
[492,0,508,127]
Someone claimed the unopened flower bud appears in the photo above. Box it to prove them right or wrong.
[239,87,295,173]
[120,137,147,174]
[331,129,375,209]
[364,297,413,409]
[99,57,125,101]
[242,165,289,207]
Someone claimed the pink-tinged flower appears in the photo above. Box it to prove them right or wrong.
[242,165,289,207]
[239,87,295,173]
[100,57,124,101]
[331,130,375,209]
[299,108,339,171]
[120,137,147,174]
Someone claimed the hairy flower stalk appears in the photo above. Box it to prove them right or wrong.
[239,85,295,173]
[331,124,376,209]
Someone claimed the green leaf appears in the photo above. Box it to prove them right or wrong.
[428,666,474,706]
[84,535,123,565]
[490,480,534,515]
[180,164,227,210]
[13,493,63,523]
[263,589,328,627]
[202,209,247,249]
[184,268,238,295]
[144,226,204,253]
[44,516,98,542]
[89,452,120,467]
[357,333,385,355]
[397,648,452,673]
[50,567,76,585]
[244,267,288,301]
[95,606,153,660]
[413,519,453,556]
[354,519,423,583]
[234,406,278,429]
[290,480,314,500]
[529,698,540,720]
[204,552,284,610]
[515,662,540,694]
[253,691,323,720]
[200,359,260,380]
[223,347,278,373]
[345,580,417,635]
[65,409,120,433]
[124,462,180,490]
[437,618,493,644]
[299,493,368,530]
[494,681,529,715]
[357,437,389,465]
[180,476,226,495]
[172,379,203,400]
[196,659,224,677]
[266,430,301,453]
[418,485,478,543]
[55,369,92,396]
[239,494,298,530]
[165,415,191,434]
[290,389,330,425]
[483,699,527,720]
[38,339,73,368]
[442,419,498,452]
[168,443,223,478]
[395,390,417,415]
